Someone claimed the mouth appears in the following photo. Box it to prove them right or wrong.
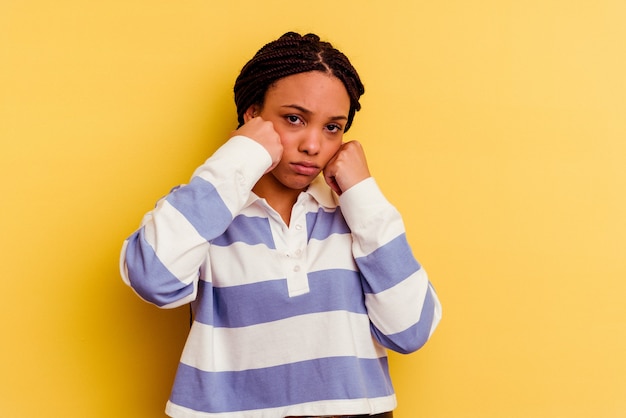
[290,162,320,176]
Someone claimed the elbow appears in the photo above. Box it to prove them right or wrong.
[373,290,443,354]
[128,269,196,308]
[121,235,197,308]
[373,322,435,354]
[402,327,433,354]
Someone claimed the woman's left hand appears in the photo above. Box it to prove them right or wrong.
[323,140,371,195]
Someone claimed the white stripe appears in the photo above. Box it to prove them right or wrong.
[351,213,406,258]
[338,177,407,257]
[208,233,358,289]
[193,136,270,216]
[166,396,396,418]
[365,268,431,334]
[308,233,357,272]
[429,287,443,337]
[180,311,386,372]
[144,200,208,282]
[209,242,283,287]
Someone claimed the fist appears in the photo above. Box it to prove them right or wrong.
[232,116,283,172]
[323,140,371,195]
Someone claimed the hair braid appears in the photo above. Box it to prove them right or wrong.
[234,32,365,132]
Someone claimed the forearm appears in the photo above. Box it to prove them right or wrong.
[120,135,271,308]
[340,178,442,353]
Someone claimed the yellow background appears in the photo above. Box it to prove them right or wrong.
[2,1,625,417]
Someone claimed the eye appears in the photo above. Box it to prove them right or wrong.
[286,115,303,125]
[326,123,344,134]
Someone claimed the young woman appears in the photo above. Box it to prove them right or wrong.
[120,32,442,418]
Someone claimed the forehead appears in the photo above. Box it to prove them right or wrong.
[265,71,350,114]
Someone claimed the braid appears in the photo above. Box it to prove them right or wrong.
[234,32,365,132]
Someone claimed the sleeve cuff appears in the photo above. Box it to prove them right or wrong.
[338,177,394,228]
[191,135,271,190]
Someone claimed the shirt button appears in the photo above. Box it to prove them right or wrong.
[294,249,302,257]
[295,224,303,231]
[293,265,301,272]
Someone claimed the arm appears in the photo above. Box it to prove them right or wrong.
[340,178,442,353]
[119,135,272,308]
[325,141,441,353]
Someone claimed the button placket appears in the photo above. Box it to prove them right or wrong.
[284,206,309,297]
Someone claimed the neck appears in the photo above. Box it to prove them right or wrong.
[252,173,303,225]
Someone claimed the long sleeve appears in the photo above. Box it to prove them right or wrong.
[339,178,442,354]
[119,135,271,308]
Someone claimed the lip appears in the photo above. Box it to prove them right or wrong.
[290,161,320,176]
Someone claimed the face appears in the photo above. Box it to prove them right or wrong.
[248,71,351,192]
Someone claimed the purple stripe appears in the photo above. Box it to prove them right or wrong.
[371,285,438,354]
[306,208,350,241]
[124,229,194,306]
[166,177,233,241]
[170,356,393,413]
[357,234,421,294]
[212,214,275,248]
[195,269,366,327]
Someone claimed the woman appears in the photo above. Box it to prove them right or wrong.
[121,32,442,418]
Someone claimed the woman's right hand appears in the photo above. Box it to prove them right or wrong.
[232,117,283,173]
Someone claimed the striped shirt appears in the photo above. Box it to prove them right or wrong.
[120,135,442,418]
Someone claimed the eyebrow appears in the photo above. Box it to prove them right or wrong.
[281,104,348,121]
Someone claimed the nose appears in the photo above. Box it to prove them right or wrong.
[298,128,321,155]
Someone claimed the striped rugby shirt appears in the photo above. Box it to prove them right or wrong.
[120,135,442,418]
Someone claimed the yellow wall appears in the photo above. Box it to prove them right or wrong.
[2,1,625,417]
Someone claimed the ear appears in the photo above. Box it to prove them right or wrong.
[243,105,260,123]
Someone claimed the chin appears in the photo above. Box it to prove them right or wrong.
[284,177,314,191]
[271,170,315,191]
[288,181,312,191]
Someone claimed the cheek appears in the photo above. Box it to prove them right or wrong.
[274,128,297,149]
[322,141,342,162]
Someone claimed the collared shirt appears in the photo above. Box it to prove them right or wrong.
[121,136,442,418]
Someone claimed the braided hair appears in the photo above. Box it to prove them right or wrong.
[234,32,365,132]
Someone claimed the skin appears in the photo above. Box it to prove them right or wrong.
[232,71,370,225]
